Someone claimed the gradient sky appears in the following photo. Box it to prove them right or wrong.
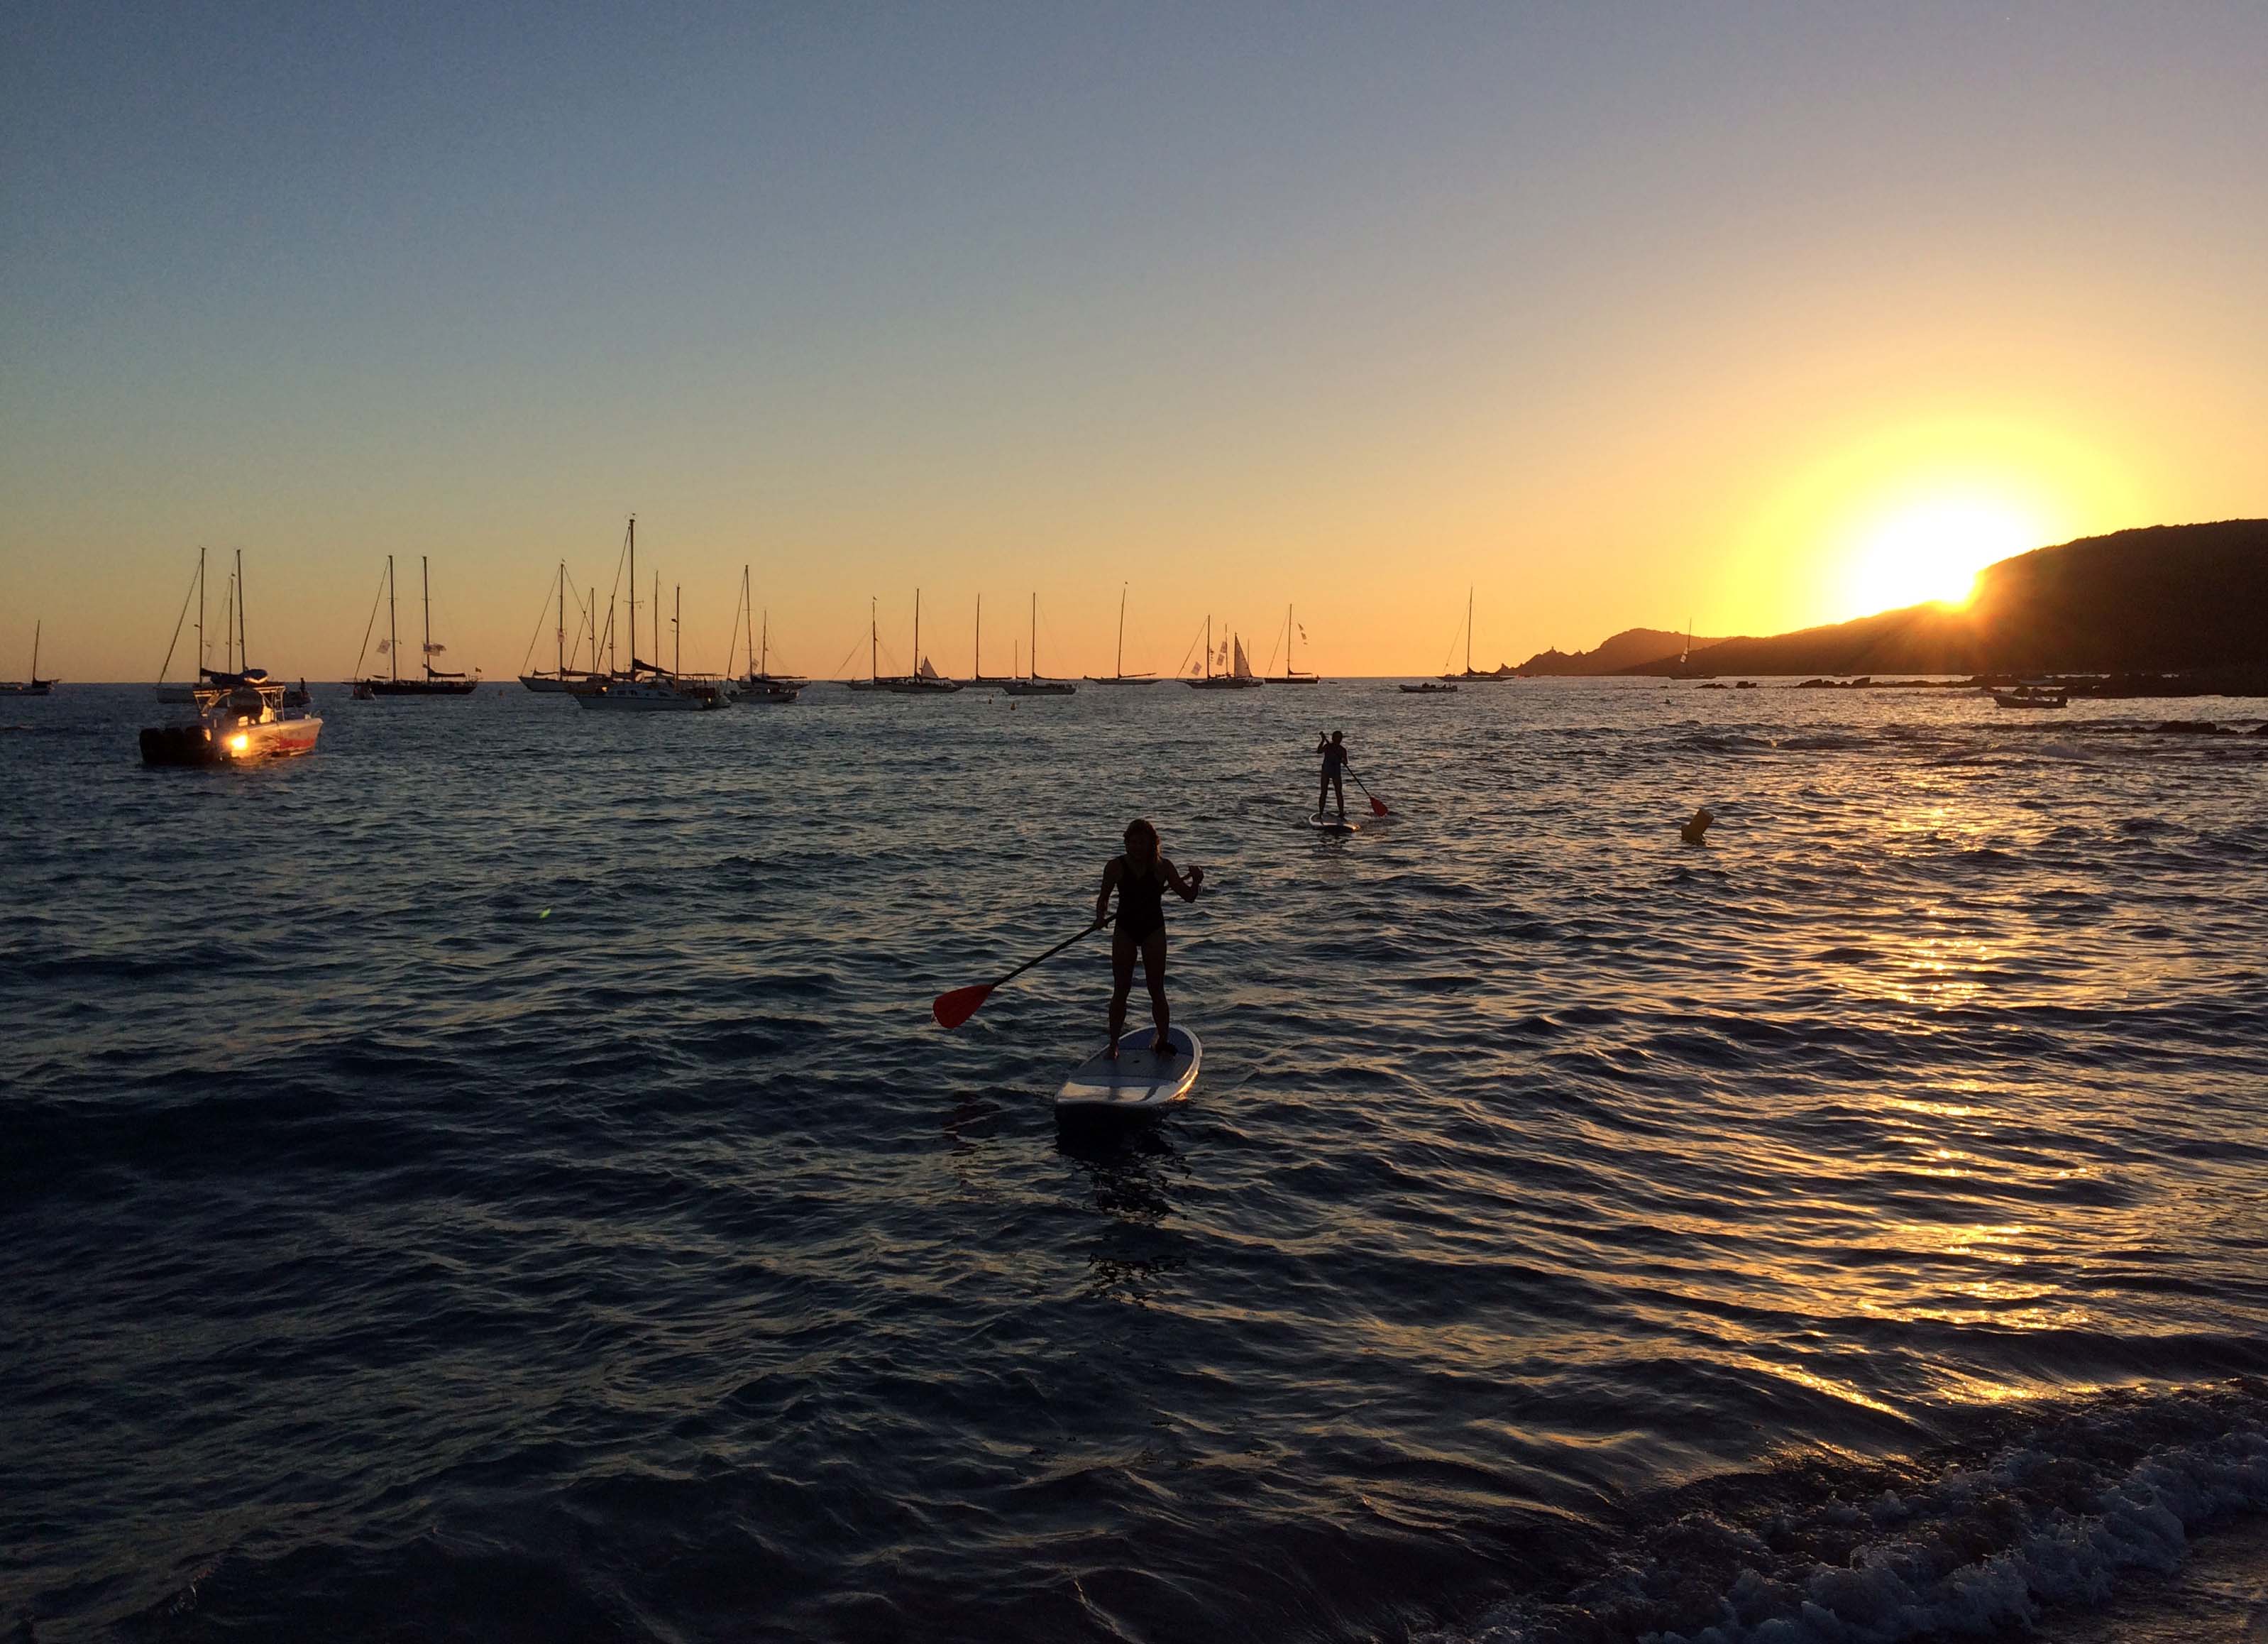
[4,2,2264,681]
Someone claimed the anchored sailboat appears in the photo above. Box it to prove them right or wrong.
[887,589,963,694]
[1439,586,1512,682]
[1,620,55,695]
[1185,617,1262,689]
[140,549,322,764]
[1267,603,1319,684]
[725,566,803,702]
[1084,583,1160,684]
[353,555,480,696]
[968,595,1013,686]
[1001,593,1075,695]
[518,561,599,691]
[571,521,733,710]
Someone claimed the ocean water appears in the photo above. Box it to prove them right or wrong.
[4,679,2267,1644]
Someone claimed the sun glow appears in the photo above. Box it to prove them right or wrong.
[1846,495,2042,613]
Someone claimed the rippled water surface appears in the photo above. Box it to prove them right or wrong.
[6,681,2268,1643]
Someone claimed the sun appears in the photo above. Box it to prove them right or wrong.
[1845,496,2042,613]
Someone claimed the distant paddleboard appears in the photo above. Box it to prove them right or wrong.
[1056,1025,1201,1113]
[1308,811,1360,835]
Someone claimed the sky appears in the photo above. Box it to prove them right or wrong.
[3,1,2264,681]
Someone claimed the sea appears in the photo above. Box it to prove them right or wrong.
[4,678,2267,1644]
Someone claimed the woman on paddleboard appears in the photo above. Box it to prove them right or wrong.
[1093,819,1204,1058]
[1316,730,1348,821]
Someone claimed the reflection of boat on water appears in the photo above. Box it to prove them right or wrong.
[140,552,322,765]
[1085,583,1161,685]
[1001,593,1075,696]
[1184,617,1262,689]
[353,555,480,697]
[1990,685,2069,709]
[0,619,55,695]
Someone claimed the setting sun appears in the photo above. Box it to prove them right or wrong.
[1846,497,2042,613]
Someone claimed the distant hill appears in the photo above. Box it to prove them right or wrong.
[1618,520,2268,676]
[1516,627,1725,676]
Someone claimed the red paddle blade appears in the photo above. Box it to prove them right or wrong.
[932,983,993,1029]
[1369,795,1390,817]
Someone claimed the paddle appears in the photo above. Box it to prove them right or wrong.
[1345,762,1391,817]
[932,919,1108,1029]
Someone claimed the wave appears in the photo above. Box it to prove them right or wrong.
[1429,1381,2268,1644]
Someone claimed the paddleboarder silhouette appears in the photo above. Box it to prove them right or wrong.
[1316,731,1349,820]
[1094,818,1203,1059]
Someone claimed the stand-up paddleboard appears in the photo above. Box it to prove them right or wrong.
[1056,1025,1201,1113]
[1309,811,1360,835]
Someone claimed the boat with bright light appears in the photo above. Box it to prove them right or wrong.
[139,552,322,765]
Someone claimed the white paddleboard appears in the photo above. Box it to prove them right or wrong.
[1056,1025,1202,1113]
[1309,811,1360,834]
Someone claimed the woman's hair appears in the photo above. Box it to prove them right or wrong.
[1123,818,1160,863]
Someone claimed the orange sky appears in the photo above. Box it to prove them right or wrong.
[3,9,2262,679]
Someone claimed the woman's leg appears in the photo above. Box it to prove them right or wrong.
[1140,928,1171,1051]
[1108,928,1135,1056]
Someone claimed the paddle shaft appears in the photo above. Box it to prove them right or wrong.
[1343,760,1390,815]
[991,919,1107,989]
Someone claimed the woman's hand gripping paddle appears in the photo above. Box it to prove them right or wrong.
[1345,763,1392,817]
[932,919,1108,1029]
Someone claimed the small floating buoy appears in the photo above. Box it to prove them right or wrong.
[1680,806,1714,845]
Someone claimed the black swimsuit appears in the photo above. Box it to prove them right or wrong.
[1115,859,1166,942]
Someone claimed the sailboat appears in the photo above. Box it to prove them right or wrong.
[1084,583,1160,684]
[572,524,733,710]
[1267,603,1320,684]
[1,620,55,695]
[1439,586,1512,682]
[843,597,891,691]
[1185,617,1262,689]
[139,549,323,764]
[518,561,598,691]
[353,555,480,696]
[153,549,213,701]
[967,595,1013,686]
[1001,593,1075,695]
[725,566,803,702]
[887,589,963,694]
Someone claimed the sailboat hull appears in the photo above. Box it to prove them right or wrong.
[358,678,480,696]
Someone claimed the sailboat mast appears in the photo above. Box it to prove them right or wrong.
[628,517,637,673]
[196,547,206,676]
[975,593,981,679]
[914,588,922,673]
[1206,614,1212,679]
[556,561,566,676]
[759,609,769,676]
[30,620,38,681]
[869,597,877,682]
[235,549,247,670]
[673,584,681,676]
[652,571,659,669]
[422,555,433,680]
[1117,582,1126,679]
[743,566,754,679]
[387,555,397,681]
[1030,591,1037,679]
[1465,586,1474,676]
